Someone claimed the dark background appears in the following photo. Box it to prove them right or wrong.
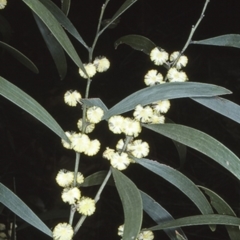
[1,0,240,239]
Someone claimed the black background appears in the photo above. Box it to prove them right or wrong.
[1,0,240,239]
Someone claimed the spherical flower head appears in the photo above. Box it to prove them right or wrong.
[79,63,96,79]
[53,223,74,240]
[118,224,124,237]
[56,169,74,187]
[61,187,81,204]
[122,118,142,137]
[144,69,164,86]
[103,147,115,160]
[77,197,96,216]
[93,56,110,72]
[76,172,84,184]
[128,139,149,158]
[167,67,188,82]
[77,118,95,133]
[170,51,188,69]
[0,0,7,10]
[150,112,165,124]
[61,131,73,149]
[0,232,7,239]
[64,90,81,107]
[87,106,104,124]
[71,133,90,153]
[110,152,131,170]
[137,230,154,240]
[0,223,6,231]
[108,115,124,134]
[134,105,154,123]
[152,100,171,113]
[84,139,100,156]
[150,47,169,66]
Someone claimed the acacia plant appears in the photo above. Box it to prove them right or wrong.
[1,0,240,239]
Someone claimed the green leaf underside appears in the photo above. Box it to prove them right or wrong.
[38,0,87,48]
[192,96,240,124]
[135,159,213,215]
[115,35,156,54]
[149,214,240,231]
[0,41,38,73]
[22,0,86,75]
[103,82,231,120]
[0,183,52,237]
[33,13,67,80]
[101,0,138,33]
[111,167,142,240]
[198,186,239,240]
[0,77,69,142]
[192,34,240,48]
[80,171,114,187]
[143,124,240,180]
[140,191,187,240]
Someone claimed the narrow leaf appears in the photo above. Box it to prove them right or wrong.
[0,183,52,237]
[115,35,156,55]
[22,0,85,72]
[111,167,142,240]
[61,0,71,16]
[38,0,88,48]
[192,34,240,49]
[140,191,187,240]
[192,96,240,124]
[135,159,213,215]
[103,83,231,120]
[0,77,69,142]
[143,124,240,180]
[0,41,38,73]
[33,13,67,80]
[199,186,239,240]
[149,214,240,231]
[101,0,138,33]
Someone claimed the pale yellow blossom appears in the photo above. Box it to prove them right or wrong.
[77,197,96,216]
[79,63,96,78]
[150,47,168,65]
[53,223,74,240]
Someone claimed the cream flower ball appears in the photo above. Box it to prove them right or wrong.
[61,187,81,204]
[0,0,7,10]
[61,131,73,149]
[108,115,125,134]
[150,47,169,65]
[79,63,97,78]
[86,106,104,124]
[93,56,110,72]
[128,139,150,158]
[144,69,164,86]
[71,133,90,153]
[133,105,154,123]
[64,90,81,107]
[122,117,142,137]
[170,51,188,69]
[167,67,188,82]
[110,152,131,170]
[77,197,96,216]
[152,100,171,113]
[53,223,74,240]
[56,170,74,187]
[84,139,101,156]
[77,118,95,133]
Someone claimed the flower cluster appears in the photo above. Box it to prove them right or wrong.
[0,0,7,10]
[118,225,154,240]
[53,223,74,240]
[79,56,110,79]
[61,105,104,156]
[64,90,82,107]
[145,48,188,87]
[103,114,151,170]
